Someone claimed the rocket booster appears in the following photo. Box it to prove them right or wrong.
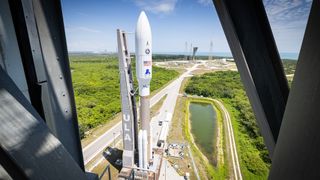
[135,11,152,97]
[138,129,148,169]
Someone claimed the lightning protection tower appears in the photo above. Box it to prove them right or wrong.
[209,41,213,60]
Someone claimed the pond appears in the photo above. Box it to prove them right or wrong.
[189,102,217,164]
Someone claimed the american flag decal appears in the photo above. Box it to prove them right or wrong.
[144,61,152,66]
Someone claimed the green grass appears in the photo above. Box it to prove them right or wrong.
[222,101,269,179]
[69,55,179,138]
[184,71,270,179]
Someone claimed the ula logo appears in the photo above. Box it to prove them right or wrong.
[123,114,132,142]
[145,48,150,54]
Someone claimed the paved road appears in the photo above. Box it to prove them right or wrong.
[83,64,198,165]
[83,121,122,165]
[150,65,198,148]
[159,158,184,180]
[214,99,242,180]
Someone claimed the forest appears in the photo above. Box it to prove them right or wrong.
[70,55,179,138]
[185,71,270,179]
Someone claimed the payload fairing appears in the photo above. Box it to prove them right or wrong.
[135,11,152,97]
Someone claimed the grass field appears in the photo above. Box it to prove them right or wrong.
[69,55,179,138]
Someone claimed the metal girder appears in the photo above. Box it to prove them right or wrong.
[0,67,87,180]
[9,0,47,119]
[0,0,30,101]
[9,0,84,169]
[269,1,320,179]
[213,0,289,156]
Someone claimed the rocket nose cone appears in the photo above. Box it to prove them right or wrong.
[136,10,151,41]
[137,11,149,26]
[140,11,146,18]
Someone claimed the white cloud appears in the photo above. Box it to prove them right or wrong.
[263,0,312,52]
[133,0,178,14]
[264,0,311,22]
[197,0,213,6]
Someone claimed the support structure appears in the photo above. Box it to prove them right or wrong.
[9,0,84,168]
[117,29,137,169]
[192,47,198,61]
[0,61,88,180]
[213,0,289,156]
[209,41,213,60]
[269,1,320,179]
[0,0,95,179]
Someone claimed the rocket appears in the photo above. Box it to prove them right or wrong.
[135,11,152,97]
[135,11,152,169]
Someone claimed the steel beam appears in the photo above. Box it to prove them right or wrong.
[213,0,289,156]
[0,0,30,101]
[8,0,85,169]
[269,1,320,179]
[0,67,87,180]
[9,0,47,119]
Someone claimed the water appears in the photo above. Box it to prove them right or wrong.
[280,52,299,60]
[189,102,217,164]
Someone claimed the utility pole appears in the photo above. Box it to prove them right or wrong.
[185,42,188,60]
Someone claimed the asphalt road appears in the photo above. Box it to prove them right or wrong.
[150,65,198,148]
[83,64,198,165]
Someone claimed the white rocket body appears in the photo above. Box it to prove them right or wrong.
[149,125,153,159]
[138,130,143,168]
[138,129,148,169]
[142,130,148,168]
[135,11,152,97]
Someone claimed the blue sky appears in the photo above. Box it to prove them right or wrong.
[61,0,312,54]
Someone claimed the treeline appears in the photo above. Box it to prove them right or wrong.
[185,71,270,179]
[153,54,185,61]
[70,56,179,138]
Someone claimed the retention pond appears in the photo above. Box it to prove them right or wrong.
[189,102,217,165]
